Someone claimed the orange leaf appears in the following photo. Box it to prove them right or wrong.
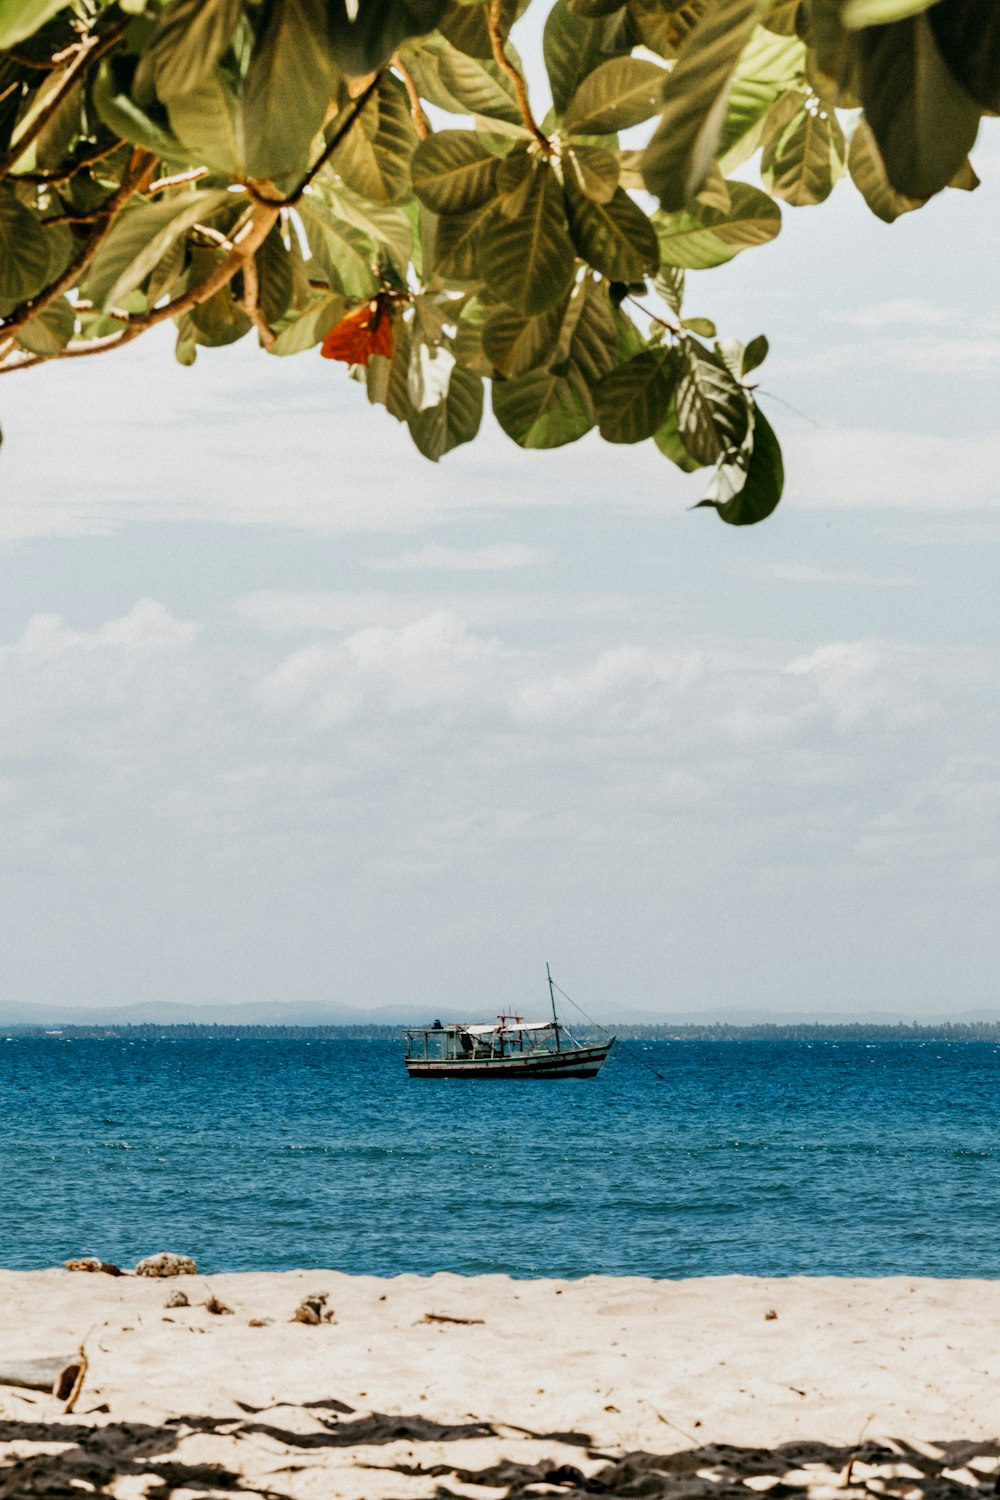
[320,298,393,365]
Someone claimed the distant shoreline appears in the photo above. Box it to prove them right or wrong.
[5,1020,1000,1041]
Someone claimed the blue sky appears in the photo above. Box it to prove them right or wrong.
[0,120,997,1019]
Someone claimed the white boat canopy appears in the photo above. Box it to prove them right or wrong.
[460,1020,556,1035]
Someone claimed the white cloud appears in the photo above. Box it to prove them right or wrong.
[254,609,502,724]
[831,298,959,330]
[759,563,918,587]
[368,544,545,573]
[782,425,1000,509]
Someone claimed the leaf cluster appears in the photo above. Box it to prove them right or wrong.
[0,0,992,525]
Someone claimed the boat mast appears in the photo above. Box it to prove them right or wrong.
[546,962,561,1051]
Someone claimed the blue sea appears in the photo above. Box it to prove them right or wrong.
[1,1037,998,1278]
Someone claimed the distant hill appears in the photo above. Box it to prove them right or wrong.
[2,998,998,1030]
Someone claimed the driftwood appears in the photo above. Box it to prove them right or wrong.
[421,1313,485,1326]
[0,1354,84,1401]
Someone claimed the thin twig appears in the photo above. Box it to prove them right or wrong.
[3,49,61,70]
[486,0,550,156]
[0,149,156,359]
[147,166,210,196]
[191,222,235,252]
[625,295,679,335]
[392,53,431,139]
[0,199,281,371]
[274,70,384,206]
[240,242,275,350]
[0,25,126,182]
[12,135,124,184]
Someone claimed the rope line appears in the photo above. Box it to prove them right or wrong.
[551,980,670,1085]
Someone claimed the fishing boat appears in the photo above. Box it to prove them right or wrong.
[404,966,614,1079]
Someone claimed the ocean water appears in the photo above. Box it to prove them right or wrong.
[1,1036,998,1278]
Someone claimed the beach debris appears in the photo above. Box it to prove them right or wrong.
[0,1345,88,1412]
[248,1317,274,1327]
[764,1308,778,1321]
[291,1291,334,1325]
[135,1252,197,1277]
[0,1355,84,1398]
[164,1289,189,1308]
[203,1293,234,1316]
[64,1257,125,1276]
[420,1313,485,1326]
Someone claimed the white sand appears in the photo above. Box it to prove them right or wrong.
[0,1270,997,1498]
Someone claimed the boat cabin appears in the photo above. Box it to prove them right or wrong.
[405,1014,563,1063]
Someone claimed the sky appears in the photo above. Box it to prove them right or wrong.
[0,108,998,1021]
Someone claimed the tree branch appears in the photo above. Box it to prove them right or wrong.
[0,149,156,361]
[486,0,550,157]
[0,199,281,371]
[246,70,385,208]
[0,24,126,183]
[13,135,125,185]
[392,53,431,139]
[239,241,275,350]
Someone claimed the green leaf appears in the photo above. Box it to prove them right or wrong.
[483,298,567,375]
[853,14,982,199]
[565,144,619,203]
[136,0,244,104]
[327,0,449,74]
[654,398,704,471]
[325,183,413,275]
[698,403,783,524]
[408,364,484,459]
[492,364,594,448]
[544,0,632,116]
[328,76,418,204]
[565,177,658,281]
[741,333,768,374]
[929,0,1000,112]
[411,131,498,214]
[437,43,522,125]
[846,117,924,221]
[563,57,669,135]
[437,0,526,58]
[568,0,626,15]
[480,162,576,315]
[0,187,50,304]
[83,189,232,311]
[642,0,759,210]
[716,26,806,171]
[16,295,74,356]
[682,316,716,337]
[244,0,339,182]
[593,348,679,443]
[842,0,935,25]
[430,196,498,279]
[270,289,347,354]
[761,95,845,204]
[255,225,295,325]
[653,265,685,315]
[296,198,380,297]
[653,180,781,269]
[168,67,246,175]
[675,337,750,466]
[0,0,67,48]
[92,62,199,165]
[188,249,252,345]
[561,274,617,382]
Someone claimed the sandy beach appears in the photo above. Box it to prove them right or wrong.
[0,1269,997,1499]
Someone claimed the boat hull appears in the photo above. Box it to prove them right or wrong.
[406,1041,613,1079]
